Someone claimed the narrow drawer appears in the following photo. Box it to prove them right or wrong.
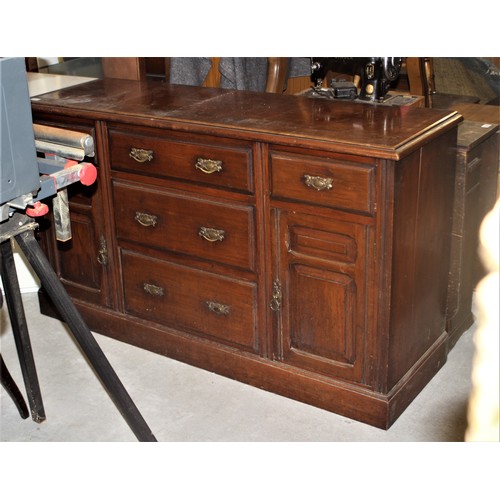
[35,120,98,165]
[109,129,253,193]
[121,250,258,352]
[270,150,375,215]
[465,154,481,193]
[113,181,256,272]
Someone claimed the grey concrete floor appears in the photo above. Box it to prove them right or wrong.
[0,292,476,443]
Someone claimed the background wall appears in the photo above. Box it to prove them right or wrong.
[1,242,40,294]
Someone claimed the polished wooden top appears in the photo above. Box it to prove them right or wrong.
[31,78,462,160]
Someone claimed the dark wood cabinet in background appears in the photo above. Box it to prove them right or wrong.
[447,121,499,347]
[32,80,464,429]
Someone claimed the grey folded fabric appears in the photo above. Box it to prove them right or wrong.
[168,57,312,89]
[218,57,268,91]
[169,57,212,86]
[288,57,311,78]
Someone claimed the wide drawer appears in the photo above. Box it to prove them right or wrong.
[121,250,258,352]
[109,129,254,193]
[270,150,375,215]
[113,181,256,272]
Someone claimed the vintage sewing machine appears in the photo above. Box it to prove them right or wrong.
[310,57,403,102]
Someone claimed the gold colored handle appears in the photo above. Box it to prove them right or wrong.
[303,174,333,191]
[143,283,164,297]
[135,211,158,227]
[97,236,108,265]
[195,158,223,174]
[206,301,231,315]
[270,279,282,312]
[198,226,225,242]
[129,147,154,163]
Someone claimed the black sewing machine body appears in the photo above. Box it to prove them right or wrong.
[310,57,403,101]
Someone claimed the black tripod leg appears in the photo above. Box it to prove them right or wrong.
[15,228,157,442]
[0,240,46,423]
[0,354,30,419]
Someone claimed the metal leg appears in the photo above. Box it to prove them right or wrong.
[14,215,156,442]
[0,354,30,419]
[1,239,46,422]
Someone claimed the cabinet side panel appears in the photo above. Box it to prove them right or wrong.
[388,128,457,389]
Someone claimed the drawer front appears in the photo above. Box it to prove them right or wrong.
[122,250,258,352]
[35,119,98,165]
[270,151,375,215]
[109,129,253,193]
[113,182,256,272]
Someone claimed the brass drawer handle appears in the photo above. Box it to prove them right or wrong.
[198,226,225,242]
[206,300,231,316]
[135,211,158,227]
[129,147,154,163]
[143,283,164,297]
[303,174,333,191]
[195,158,223,174]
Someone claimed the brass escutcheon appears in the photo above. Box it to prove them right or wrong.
[129,148,154,163]
[97,235,108,265]
[303,174,334,191]
[195,158,223,174]
[269,279,282,311]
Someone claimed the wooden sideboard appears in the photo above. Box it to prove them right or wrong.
[32,79,462,429]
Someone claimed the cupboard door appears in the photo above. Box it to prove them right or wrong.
[34,119,113,309]
[272,210,371,384]
[41,174,113,308]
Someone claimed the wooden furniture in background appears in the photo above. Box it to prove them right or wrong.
[447,121,499,347]
[201,57,289,93]
[405,57,500,109]
[102,57,290,93]
[32,79,461,429]
[101,57,146,81]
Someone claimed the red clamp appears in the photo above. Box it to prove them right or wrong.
[64,159,97,186]
[26,201,49,217]
[79,163,98,186]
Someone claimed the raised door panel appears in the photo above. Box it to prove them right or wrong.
[272,210,372,384]
[289,264,357,365]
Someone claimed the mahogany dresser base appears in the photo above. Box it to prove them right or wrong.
[32,79,463,430]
